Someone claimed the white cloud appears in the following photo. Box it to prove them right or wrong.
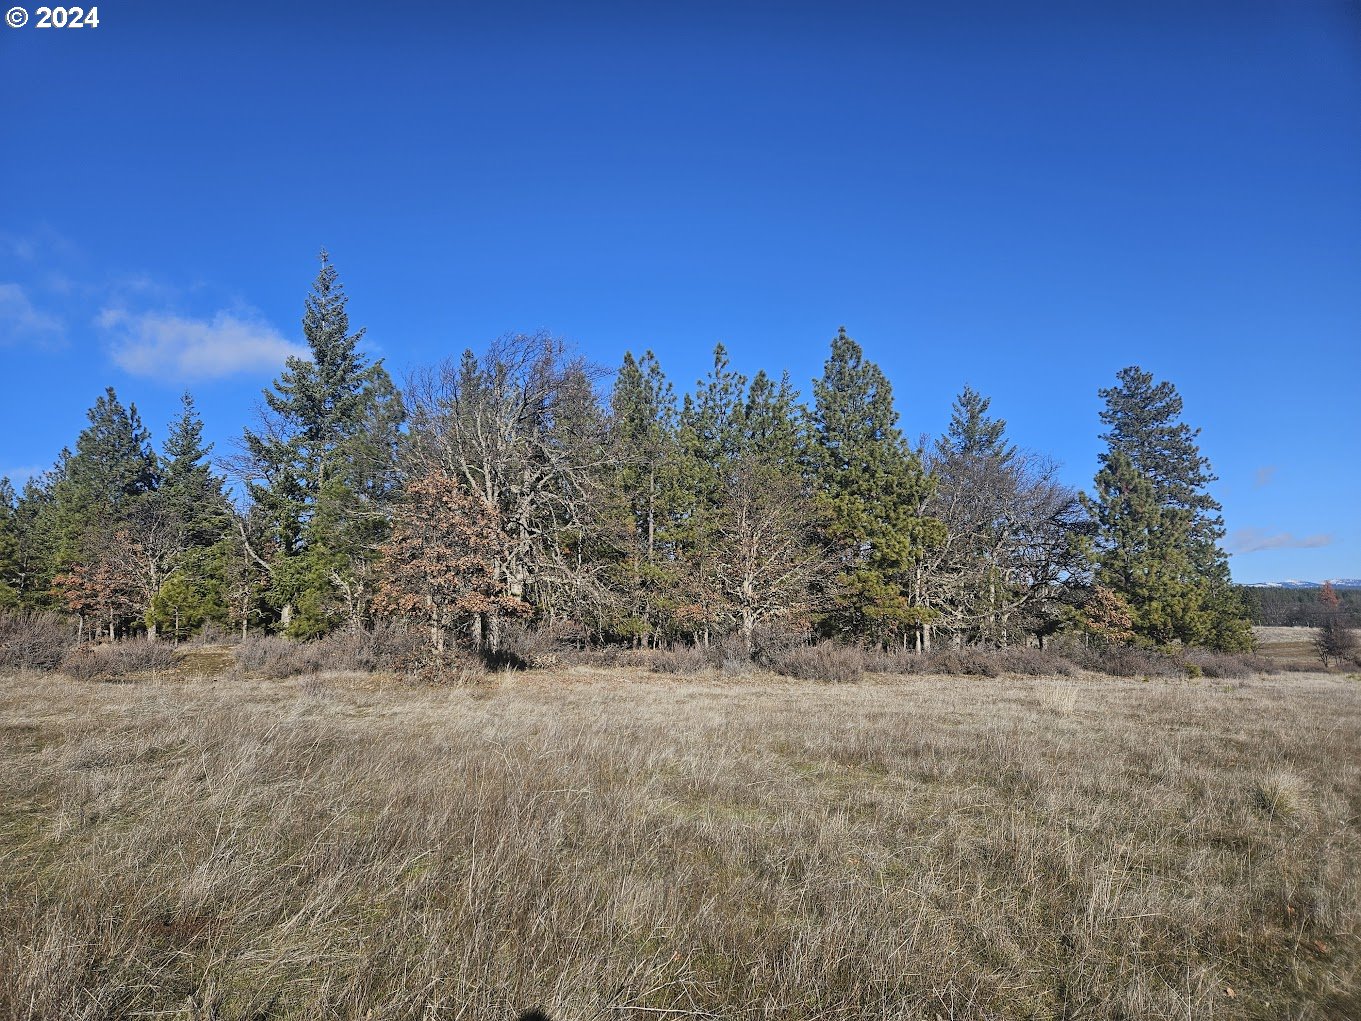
[1228,528,1334,555]
[0,282,63,345]
[100,308,307,380]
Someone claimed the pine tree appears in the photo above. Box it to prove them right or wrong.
[742,370,806,470]
[238,252,404,636]
[1085,368,1250,650]
[810,327,940,645]
[607,351,683,644]
[678,343,749,505]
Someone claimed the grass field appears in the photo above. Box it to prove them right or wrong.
[1253,626,1329,672]
[1,665,1358,1020]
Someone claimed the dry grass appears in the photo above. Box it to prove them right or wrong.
[1,667,1358,1020]
[1252,625,1361,672]
[1254,626,1320,671]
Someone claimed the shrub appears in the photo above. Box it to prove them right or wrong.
[495,624,562,670]
[772,642,864,683]
[0,610,76,671]
[750,622,812,667]
[558,645,655,670]
[411,648,487,685]
[991,646,1076,677]
[1078,644,1182,678]
[859,646,924,675]
[923,647,1003,677]
[1181,648,1272,679]
[233,624,427,678]
[60,640,178,681]
[651,644,713,675]
[233,635,295,676]
[715,633,755,676]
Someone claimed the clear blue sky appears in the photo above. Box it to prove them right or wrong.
[1,1,1358,583]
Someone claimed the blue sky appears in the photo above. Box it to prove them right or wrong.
[1,0,1358,583]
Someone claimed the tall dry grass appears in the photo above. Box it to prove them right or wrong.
[0,668,1357,1019]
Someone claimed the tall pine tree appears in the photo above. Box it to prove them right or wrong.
[607,351,685,644]
[1084,367,1250,650]
[810,327,941,645]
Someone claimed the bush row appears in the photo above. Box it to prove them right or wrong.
[0,609,1310,684]
[645,638,1268,683]
[60,641,179,681]
[233,621,427,678]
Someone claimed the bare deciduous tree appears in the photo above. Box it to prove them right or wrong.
[404,333,613,649]
[707,460,838,652]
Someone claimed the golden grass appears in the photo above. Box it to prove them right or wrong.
[1,667,1358,1020]
[1251,625,1360,672]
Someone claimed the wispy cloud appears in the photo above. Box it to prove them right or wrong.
[100,308,306,381]
[0,282,63,346]
[1254,465,1278,488]
[0,227,78,264]
[1228,528,1334,555]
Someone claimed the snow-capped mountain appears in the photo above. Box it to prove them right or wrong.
[1243,579,1361,589]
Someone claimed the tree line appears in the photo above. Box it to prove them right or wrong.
[1240,583,1361,629]
[0,254,1253,658]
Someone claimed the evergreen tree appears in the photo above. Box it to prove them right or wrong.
[52,388,159,559]
[810,327,940,645]
[159,392,231,549]
[6,469,64,609]
[137,393,236,639]
[0,479,19,607]
[1085,368,1250,650]
[936,386,1016,465]
[677,343,748,511]
[742,369,806,470]
[238,252,404,636]
[666,346,751,640]
[607,351,683,644]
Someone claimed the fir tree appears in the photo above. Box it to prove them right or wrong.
[159,392,231,549]
[0,479,18,607]
[238,251,404,636]
[936,386,1016,465]
[53,388,159,558]
[6,469,64,609]
[1085,368,1250,650]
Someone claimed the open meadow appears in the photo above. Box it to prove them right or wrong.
[1,663,1358,1021]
